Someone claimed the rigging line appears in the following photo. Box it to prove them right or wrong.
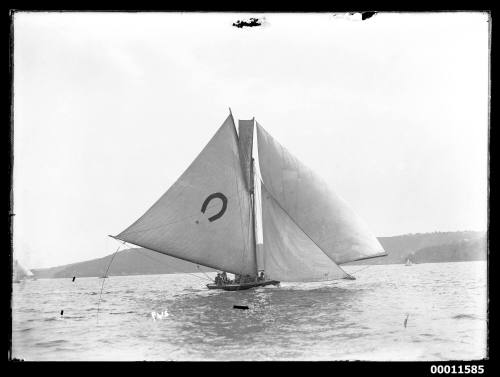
[196,265,213,281]
[350,264,372,275]
[96,241,125,325]
[137,249,213,281]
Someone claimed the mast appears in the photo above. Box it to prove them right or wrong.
[250,117,259,276]
[251,117,266,276]
[250,158,257,274]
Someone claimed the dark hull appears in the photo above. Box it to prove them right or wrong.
[206,280,280,291]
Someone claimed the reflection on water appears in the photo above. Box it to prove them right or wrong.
[11,261,487,361]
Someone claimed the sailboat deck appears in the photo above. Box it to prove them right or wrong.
[206,280,280,291]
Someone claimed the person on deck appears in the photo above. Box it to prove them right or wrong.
[221,272,228,284]
[215,273,222,286]
[258,271,265,281]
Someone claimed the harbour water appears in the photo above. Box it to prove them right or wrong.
[11,261,487,361]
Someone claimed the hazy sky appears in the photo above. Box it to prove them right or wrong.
[13,12,489,269]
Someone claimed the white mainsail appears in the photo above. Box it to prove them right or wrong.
[260,184,349,282]
[256,123,386,265]
[113,115,257,276]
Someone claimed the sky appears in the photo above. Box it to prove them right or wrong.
[13,12,489,269]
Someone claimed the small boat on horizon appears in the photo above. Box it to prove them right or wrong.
[13,259,34,284]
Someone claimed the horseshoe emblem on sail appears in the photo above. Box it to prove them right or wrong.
[201,192,228,222]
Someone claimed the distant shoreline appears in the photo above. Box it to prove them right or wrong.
[22,260,487,282]
[29,231,486,279]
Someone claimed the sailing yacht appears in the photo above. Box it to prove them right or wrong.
[111,111,387,290]
[13,259,33,283]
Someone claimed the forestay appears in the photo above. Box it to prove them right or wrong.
[261,184,349,281]
[256,123,386,265]
[114,115,257,276]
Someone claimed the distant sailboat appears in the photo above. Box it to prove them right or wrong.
[13,259,33,283]
[405,257,414,266]
[111,112,387,290]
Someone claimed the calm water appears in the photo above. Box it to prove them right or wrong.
[11,261,487,361]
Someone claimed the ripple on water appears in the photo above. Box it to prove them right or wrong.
[34,339,68,347]
[12,262,487,360]
[16,327,34,333]
[452,314,482,320]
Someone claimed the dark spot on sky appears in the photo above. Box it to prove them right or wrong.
[233,18,262,29]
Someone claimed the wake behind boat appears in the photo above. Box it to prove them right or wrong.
[110,111,387,290]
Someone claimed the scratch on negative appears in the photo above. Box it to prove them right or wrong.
[233,18,263,29]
